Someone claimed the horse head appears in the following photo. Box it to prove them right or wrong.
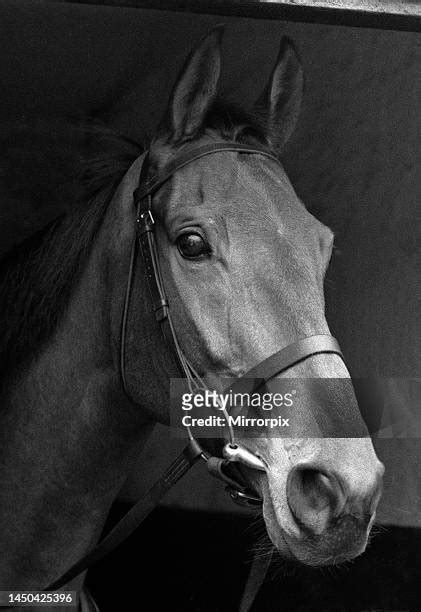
[120,28,384,567]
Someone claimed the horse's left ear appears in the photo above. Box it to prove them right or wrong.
[254,37,304,151]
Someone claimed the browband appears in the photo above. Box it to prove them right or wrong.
[133,141,281,204]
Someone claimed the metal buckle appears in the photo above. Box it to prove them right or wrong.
[137,209,155,234]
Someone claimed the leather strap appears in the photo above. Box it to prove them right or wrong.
[239,550,273,612]
[238,335,343,391]
[137,208,169,322]
[137,206,188,378]
[133,141,280,204]
[45,439,204,591]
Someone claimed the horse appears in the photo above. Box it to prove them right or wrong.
[0,27,384,611]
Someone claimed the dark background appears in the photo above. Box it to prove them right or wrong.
[0,1,419,609]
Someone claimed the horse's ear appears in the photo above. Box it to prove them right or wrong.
[254,37,303,152]
[158,27,223,143]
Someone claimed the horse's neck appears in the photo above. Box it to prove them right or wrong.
[0,181,153,590]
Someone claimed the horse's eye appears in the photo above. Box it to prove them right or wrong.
[177,233,209,259]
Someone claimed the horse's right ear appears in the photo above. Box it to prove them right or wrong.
[157,27,223,144]
[253,37,304,152]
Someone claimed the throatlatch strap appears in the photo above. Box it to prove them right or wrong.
[46,440,203,592]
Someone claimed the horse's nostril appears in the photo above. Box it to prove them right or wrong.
[286,465,346,535]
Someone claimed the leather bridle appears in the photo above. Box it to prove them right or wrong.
[122,140,344,501]
[46,141,344,598]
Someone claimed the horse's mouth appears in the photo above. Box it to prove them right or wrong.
[261,483,371,568]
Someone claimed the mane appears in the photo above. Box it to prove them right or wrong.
[0,124,142,385]
[0,102,269,386]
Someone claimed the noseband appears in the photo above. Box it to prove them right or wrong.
[46,142,344,593]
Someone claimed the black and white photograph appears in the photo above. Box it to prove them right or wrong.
[0,1,419,611]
